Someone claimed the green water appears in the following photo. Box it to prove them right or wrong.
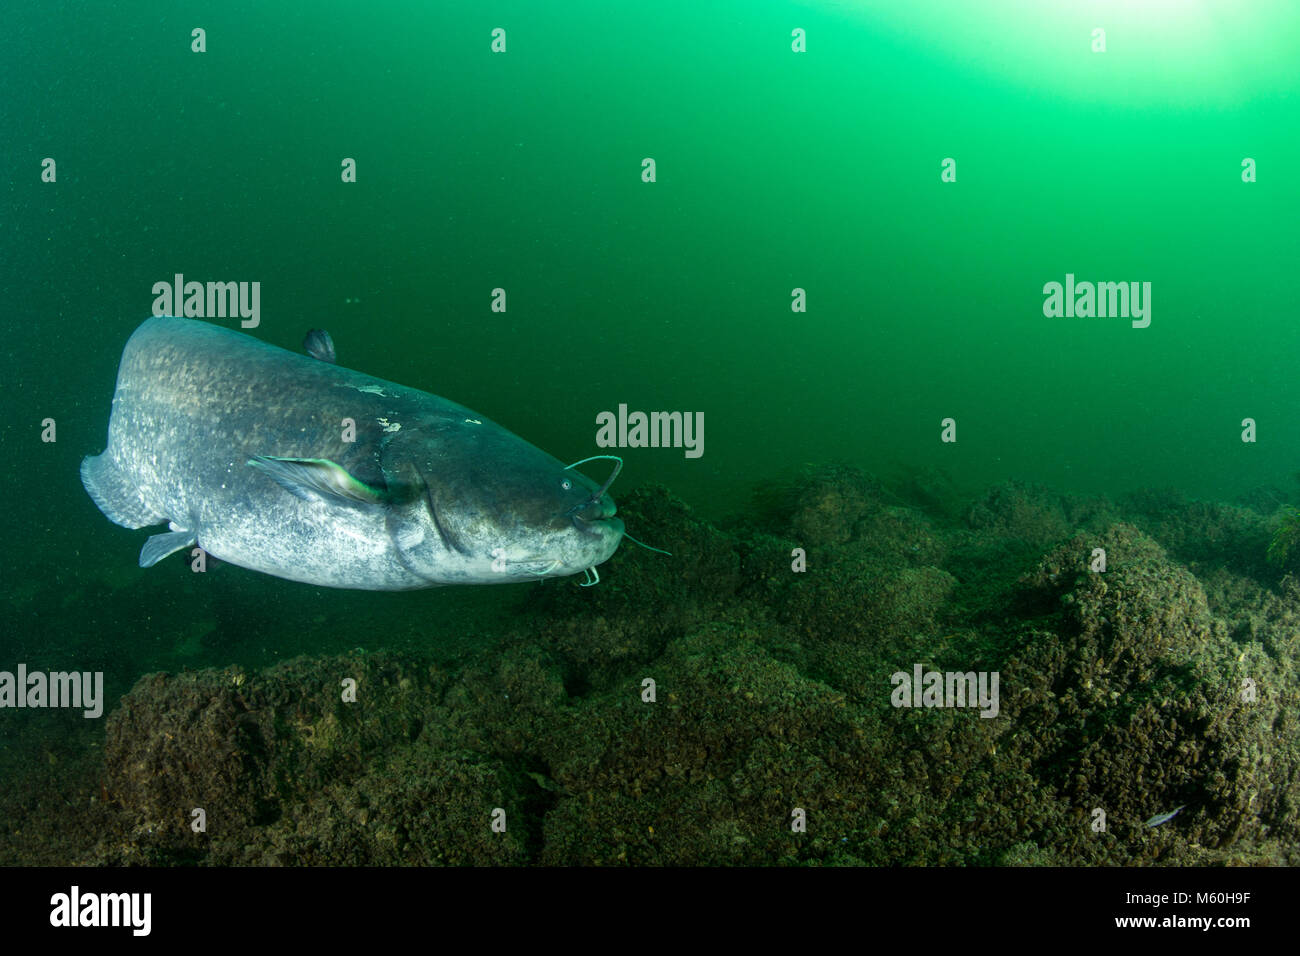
[2,0,1299,865]
[6,1,1299,535]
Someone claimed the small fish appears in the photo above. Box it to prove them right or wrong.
[1145,805,1185,827]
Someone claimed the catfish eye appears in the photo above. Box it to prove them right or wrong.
[560,478,573,491]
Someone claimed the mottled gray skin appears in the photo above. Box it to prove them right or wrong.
[81,317,624,589]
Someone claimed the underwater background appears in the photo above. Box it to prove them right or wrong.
[2,0,1300,864]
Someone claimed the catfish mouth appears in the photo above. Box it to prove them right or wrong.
[506,514,624,580]
[572,513,625,538]
[567,492,623,538]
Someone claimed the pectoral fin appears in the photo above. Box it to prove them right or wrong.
[139,530,198,568]
[247,456,388,505]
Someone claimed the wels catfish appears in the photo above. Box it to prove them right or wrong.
[81,316,626,589]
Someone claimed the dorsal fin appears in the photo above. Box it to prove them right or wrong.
[303,328,336,363]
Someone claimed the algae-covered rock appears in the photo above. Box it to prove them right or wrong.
[100,651,446,862]
[10,471,1295,868]
[789,465,883,548]
[1122,489,1274,583]
[1000,523,1299,857]
[531,625,885,865]
[256,749,530,865]
[966,480,1073,549]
